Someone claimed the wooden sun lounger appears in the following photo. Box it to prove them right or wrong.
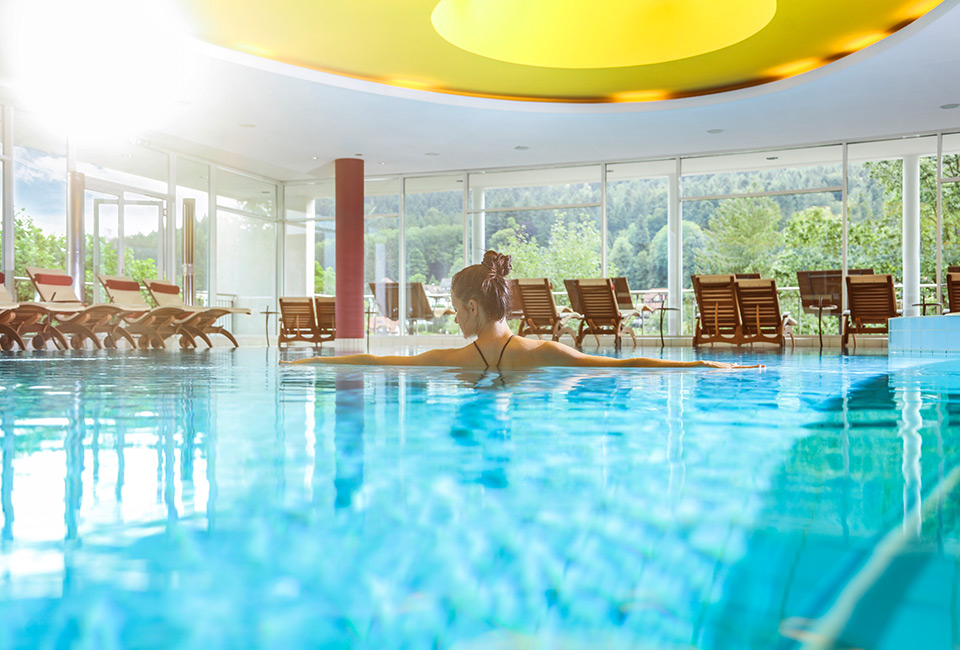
[843,274,900,350]
[568,278,634,349]
[734,278,794,348]
[26,266,137,350]
[278,297,335,347]
[146,281,250,348]
[99,275,195,349]
[946,273,960,314]
[368,281,454,333]
[514,278,580,344]
[691,274,744,347]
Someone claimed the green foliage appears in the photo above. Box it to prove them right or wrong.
[315,262,335,294]
[494,218,601,290]
[11,209,66,300]
[696,196,782,276]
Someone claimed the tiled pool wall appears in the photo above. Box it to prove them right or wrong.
[889,315,960,352]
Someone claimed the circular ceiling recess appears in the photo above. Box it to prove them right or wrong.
[173,0,948,103]
[431,0,777,69]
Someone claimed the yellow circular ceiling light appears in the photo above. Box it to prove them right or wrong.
[431,0,777,69]
[173,0,949,103]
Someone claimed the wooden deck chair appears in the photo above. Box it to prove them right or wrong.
[571,278,632,348]
[514,278,580,343]
[26,266,137,349]
[843,274,900,350]
[277,297,332,347]
[0,273,38,350]
[0,271,89,350]
[611,277,654,338]
[691,274,744,347]
[734,278,794,348]
[367,281,454,333]
[797,269,874,329]
[314,296,336,341]
[98,275,194,349]
[146,281,250,348]
[946,273,960,314]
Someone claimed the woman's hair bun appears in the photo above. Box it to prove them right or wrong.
[481,250,512,279]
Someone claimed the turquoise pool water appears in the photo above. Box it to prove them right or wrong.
[0,348,958,649]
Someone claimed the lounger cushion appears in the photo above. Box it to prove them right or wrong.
[149,282,180,295]
[105,279,142,292]
[0,272,4,283]
[35,273,73,286]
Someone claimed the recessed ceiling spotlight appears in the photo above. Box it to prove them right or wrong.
[425,152,440,156]
[239,123,256,128]
[941,103,960,110]
[515,145,530,150]
[312,156,318,160]
[766,156,779,160]
[121,153,133,159]
[707,129,724,134]
[379,161,386,165]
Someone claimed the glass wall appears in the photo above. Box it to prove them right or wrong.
[216,210,277,335]
[12,110,67,300]
[473,165,601,305]
[284,181,335,296]
[606,159,673,332]
[176,158,210,305]
[217,172,279,336]
[402,175,462,333]
[847,137,938,307]
[681,146,843,335]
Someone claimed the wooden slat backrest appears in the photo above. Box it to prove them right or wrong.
[796,268,873,312]
[692,274,740,334]
[611,277,635,311]
[314,296,336,331]
[563,279,585,314]
[735,278,782,333]
[577,279,619,322]
[507,280,524,319]
[948,273,960,313]
[846,274,897,323]
[516,278,559,324]
[368,281,400,321]
[279,297,318,333]
[407,282,434,319]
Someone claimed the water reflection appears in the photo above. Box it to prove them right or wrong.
[708,361,959,650]
[334,375,365,510]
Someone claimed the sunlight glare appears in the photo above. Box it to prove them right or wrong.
[7,0,198,142]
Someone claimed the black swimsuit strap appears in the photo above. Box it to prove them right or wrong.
[496,334,515,370]
[473,340,490,369]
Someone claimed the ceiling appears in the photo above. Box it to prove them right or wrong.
[170,0,943,102]
[1,0,960,183]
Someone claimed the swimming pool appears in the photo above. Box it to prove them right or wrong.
[0,348,957,649]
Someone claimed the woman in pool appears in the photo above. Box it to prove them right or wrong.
[285,251,759,370]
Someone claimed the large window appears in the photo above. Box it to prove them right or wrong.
[176,158,210,306]
[217,172,279,334]
[681,146,843,335]
[403,175,462,333]
[606,159,673,332]
[284,181,335,296]
[474,165,601,302]
[12,110,67,300]
[847,137,938,306]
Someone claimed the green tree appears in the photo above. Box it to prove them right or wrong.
[696,196,782,276]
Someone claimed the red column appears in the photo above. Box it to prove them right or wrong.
[335,158,364,347]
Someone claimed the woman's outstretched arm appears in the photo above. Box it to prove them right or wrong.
[531,341,763,369]
[281,347,472,367]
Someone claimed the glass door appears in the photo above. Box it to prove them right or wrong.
[86,179,168,303]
